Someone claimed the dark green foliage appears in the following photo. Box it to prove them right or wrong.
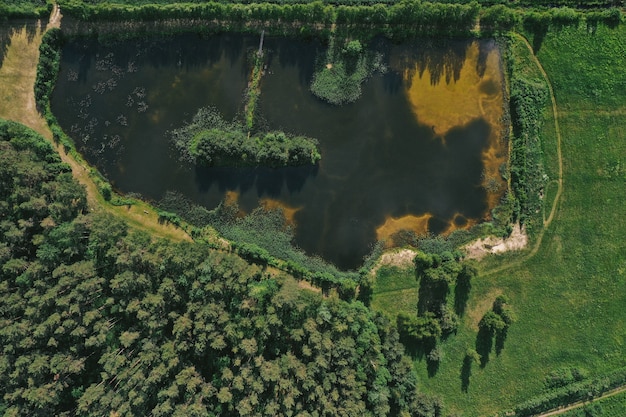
[476,295,515,365]
[34,28,64,114]
[586,8,623,32]
[0,0,51,19]
[480,5,519,33]
[509,74,549,230]
[34,27,77,154]
[156,210,182,226]
[545,367,588,390]
[310,36,387,105]
[479,310,507,333]
[397,312,442,342]
[56,0,482,38]
[170,106,321,167]
[0,119,434,416]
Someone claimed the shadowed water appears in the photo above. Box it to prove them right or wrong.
[51,34,505,270]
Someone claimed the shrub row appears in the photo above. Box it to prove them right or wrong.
[508,75,549,230]
[57,0,482,36]
[56,0,625,10]
[55,0,624,43]
[499,367,626,416]
[0,1,51,19]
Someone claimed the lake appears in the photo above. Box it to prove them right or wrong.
[51,33,506,270]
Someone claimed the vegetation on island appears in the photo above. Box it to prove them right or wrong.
[169,106,321,167]
[311,38,387,105]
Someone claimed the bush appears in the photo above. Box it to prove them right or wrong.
[481,5,519,33]
[545,367,588,390]
[99,183,112,201]
[509,76,549,229]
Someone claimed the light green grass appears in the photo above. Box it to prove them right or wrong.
[371,24,626,416]
[370,266,419,318]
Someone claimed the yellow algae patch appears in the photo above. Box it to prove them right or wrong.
[403,41,507,215]
[223,190,240,207]
[376,213,432,244]
[442,213,477,235]
[259,198,303,226]
[402,41,503,137]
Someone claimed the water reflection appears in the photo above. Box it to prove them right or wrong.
[51,34,506,270]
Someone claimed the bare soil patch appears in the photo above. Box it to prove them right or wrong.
[371,248,418,275]
[463,223,528,260]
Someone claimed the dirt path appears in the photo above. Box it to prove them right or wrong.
[0,7,191,243]
[480,33,564,277]
[534,385,626,417]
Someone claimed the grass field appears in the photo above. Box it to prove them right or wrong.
[372,24,626,416]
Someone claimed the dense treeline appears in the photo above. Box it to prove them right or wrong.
[51,0,624,44]
[507,56,549,231]
[0,119,444,416]
[56,0,625,10]
[170,107,321,167]
[57,0,481,36]
[34,28,77,154]
[0,0,51,19]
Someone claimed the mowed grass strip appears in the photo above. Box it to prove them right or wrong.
[371,266,419,318]
[393,24,626,416]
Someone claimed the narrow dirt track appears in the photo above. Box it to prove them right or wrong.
[534,385,626,417]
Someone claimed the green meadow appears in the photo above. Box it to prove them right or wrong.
[371,23,626,416]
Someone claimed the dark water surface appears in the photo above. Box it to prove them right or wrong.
[51,34,503,270]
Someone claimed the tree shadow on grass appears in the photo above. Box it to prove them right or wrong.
[523,20,549,54]
[398,333,434,363]
[417,278,449,316]
[495,328,508,356]
[460,356,473,392]
[427,357,440,378]
[475,326,493,368]
[454,277,471,317]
